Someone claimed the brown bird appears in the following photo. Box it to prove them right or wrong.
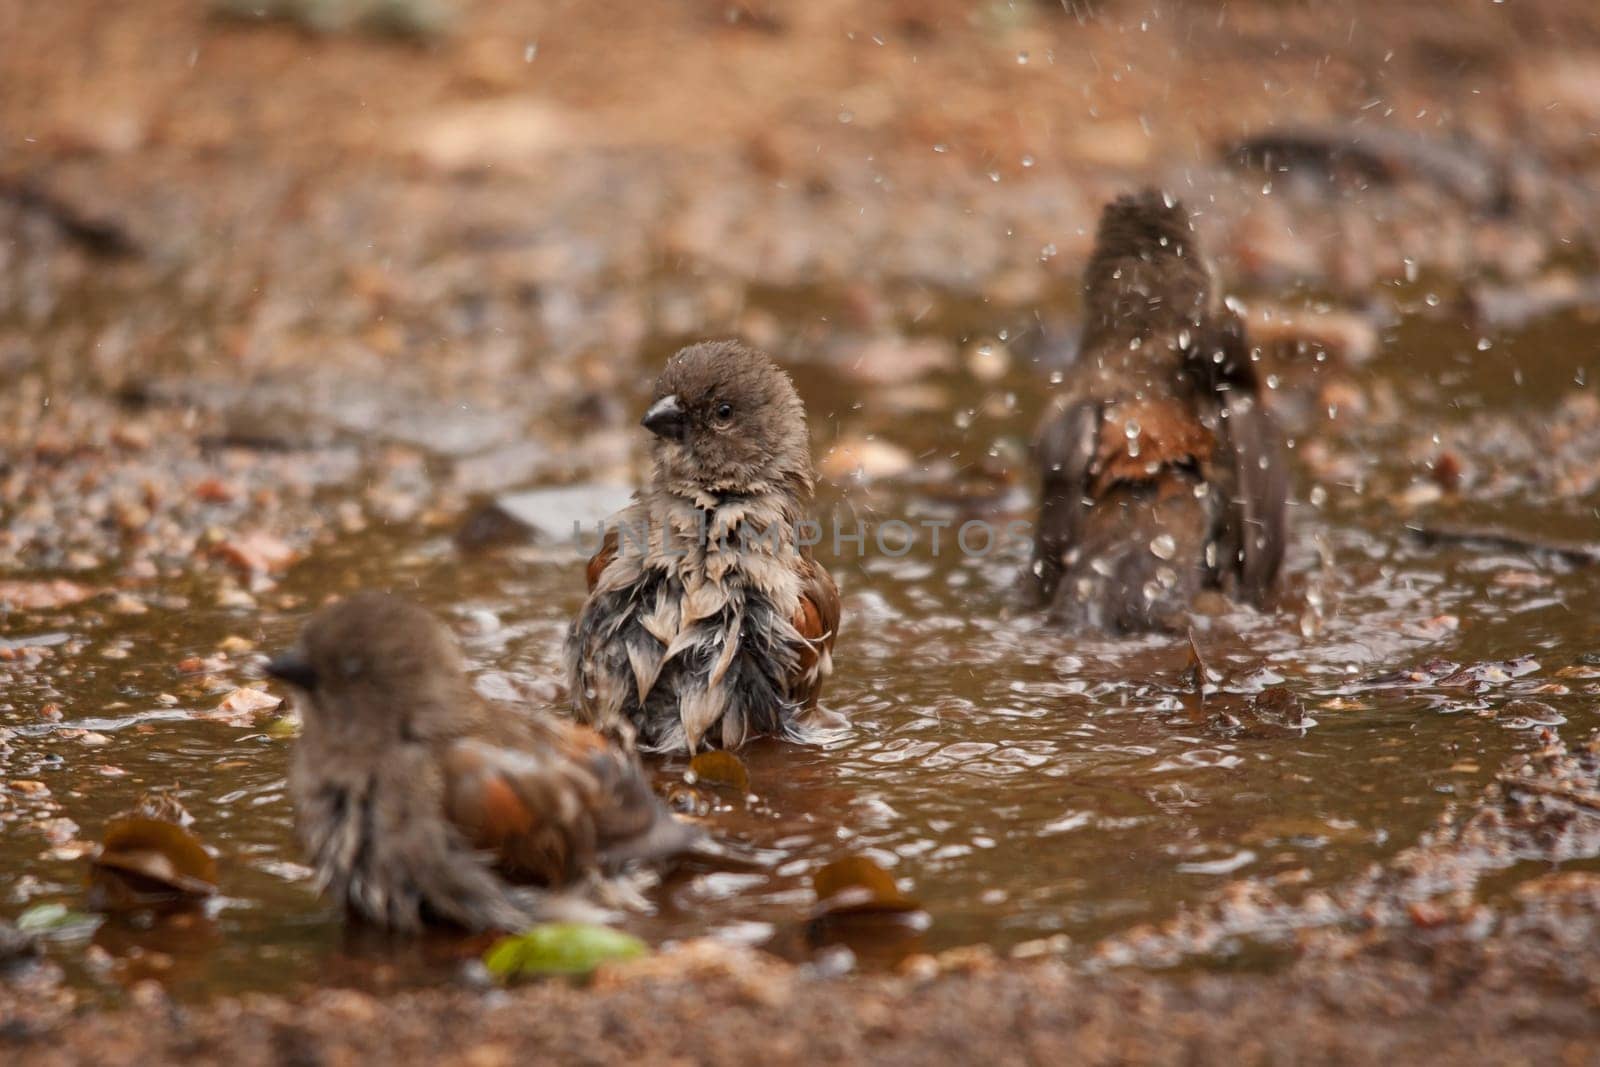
[1026,190,1288,632]
[567,340,841,754]
[269,591,706,933]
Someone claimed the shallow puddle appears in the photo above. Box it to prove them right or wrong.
[2,283,1598,1001]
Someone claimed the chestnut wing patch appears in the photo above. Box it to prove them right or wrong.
[441,737,601,887]
[585,528,620,592]
[791,556,840,708]
[1090,397,1215,496]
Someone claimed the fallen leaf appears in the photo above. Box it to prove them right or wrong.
[0,580,97,610]
[1181,629,1211,717]
[483,923,648,979]
[205,687,283,724]
[811,856,923,918]
[686,751,750,794]
[14,902,102,941]
[87,807,218,912]
[265,715,300,739]
[207,532,298,576]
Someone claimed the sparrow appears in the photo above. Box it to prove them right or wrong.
[1025,190,1288,632]
[566,340,841,754]
[268,591,706,933]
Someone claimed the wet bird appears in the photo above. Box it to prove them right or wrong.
[567,340,841,754]
[1025,190,1288,632]
[269,591,707,933]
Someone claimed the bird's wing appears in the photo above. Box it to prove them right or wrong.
[441,720,698,885]
[1184,311,1289,604]
[791,554,840,709]
[1215,391,1288,604]
[1029,397,1101,604]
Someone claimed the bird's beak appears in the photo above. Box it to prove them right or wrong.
[265,650,319,691]
[641,394,688,442]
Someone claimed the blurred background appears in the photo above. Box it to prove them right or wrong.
[3,0,1600,1005]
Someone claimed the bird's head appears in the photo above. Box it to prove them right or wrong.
[266,591,470,742]
[641,340,813,503]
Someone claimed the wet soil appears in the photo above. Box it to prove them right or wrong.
[5,0,1600,1059]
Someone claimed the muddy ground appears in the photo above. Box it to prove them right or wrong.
[5,0,1600,1061]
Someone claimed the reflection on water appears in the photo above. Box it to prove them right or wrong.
[2,296,1597,1001]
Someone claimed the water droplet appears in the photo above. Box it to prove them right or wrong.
[1021,154,1035,168]
[524,42,538,62]
[1016,51,1030,65]
[1150,533,1177,560]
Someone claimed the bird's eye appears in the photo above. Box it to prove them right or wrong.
[713,402,734,422]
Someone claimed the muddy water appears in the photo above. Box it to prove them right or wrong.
[3,291,1598,1001]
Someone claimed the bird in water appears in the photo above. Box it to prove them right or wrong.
[567,340,841,754]
[1025,190,1288,632]
[271,591,710,933]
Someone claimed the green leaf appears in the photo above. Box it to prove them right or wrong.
[482,923,648,979]
[265,715,301,739]
[15,902,102,940]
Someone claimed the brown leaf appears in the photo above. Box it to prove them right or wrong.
[1179,629,1212,721]
[687,751,750,794]
[203,687,283,725]
[207,532,298,576]
[87,809,218,912]
[811,856,922,918]
[0,580,97,610]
